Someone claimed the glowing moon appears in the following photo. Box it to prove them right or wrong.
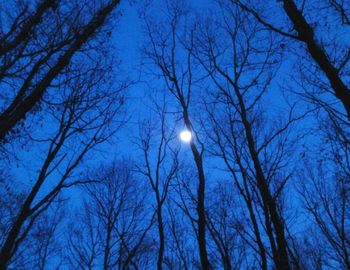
[180,130,192,143]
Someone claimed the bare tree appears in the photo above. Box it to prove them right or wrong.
[0,173,63,269]
[143,3,212,268]
[193,3,307,269]
[224,2,350,268]
[165,196,194,270]
[66,161,155,270]
[231,0,350,119]
[0,60,125,268]
[206,181,247,270]
[298,118,350,269]
[1,1,348,269]
[135,100,179,270]
[67,203,101,270]
[27,204,63,270]
[0,0,122,142]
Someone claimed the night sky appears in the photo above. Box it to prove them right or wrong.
[0,0,349,269]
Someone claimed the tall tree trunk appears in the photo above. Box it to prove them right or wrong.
[0,137,62,268]
[157,204,165,270]
[184,111,211,270]
[231,149,268,270]
[234,87,290,270]
[282,0,350,118]
[193,147,210,270]
[103,222,112,270]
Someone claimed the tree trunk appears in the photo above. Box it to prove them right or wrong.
[0,0,121,142]
[235,87,290,270]
[0,205,30,269]
[190,140,211,270]
[157,205,165,270]
[282,0,350,118]
[0,0,57,55]
[184,110,211,270]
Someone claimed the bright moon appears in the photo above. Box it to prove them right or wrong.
[180,130,192,143]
